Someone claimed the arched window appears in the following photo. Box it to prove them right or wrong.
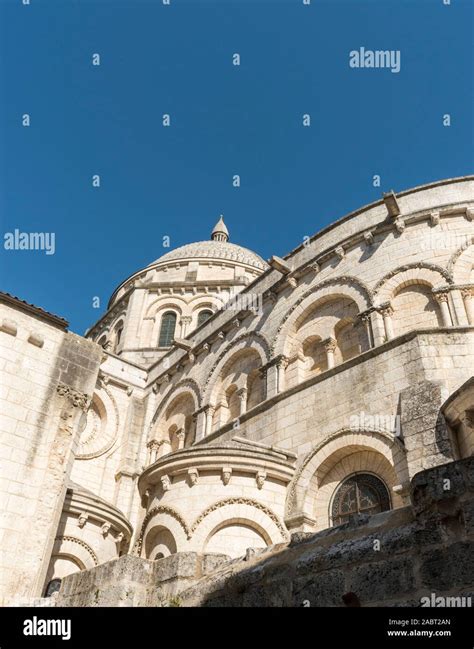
[158,312,177,347]
[197,309,213,327]
[97,335,108,348]
[114,326,123,351]
[331,473,390,526]
[44,578,62,598]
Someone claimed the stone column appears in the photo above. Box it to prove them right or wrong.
[176,428,185,450]
[194,409,207,443]
[145,441,153,465]
[237,387,247,416]
[361,313,374,348]
[276,355,289,393]
[205,405,215,438]
[434,292,452,327]
[461,288,474,325]
[146,439,163,464]
[258,366,268,401]
[380,304,394,341]
[180,316,192,338]
[323,337,337,370]
[158,439,171,458]
[265,363,278,399]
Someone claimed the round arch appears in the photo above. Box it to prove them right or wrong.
[51,536,98,571]
[285,427,407,518]
[272,277,372,358]
[149,379,201,431]
[202,333,270,403]
[145,299,185,319]
[190,499,288,552]
[373,263,452,305]
[139,506,190,556]
[144,524,178,559]
[328,470,392,527]
[448,239,474,284]
[203,518,270,558]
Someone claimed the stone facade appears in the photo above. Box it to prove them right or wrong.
[1,176,473,605]
[53,456,474,607]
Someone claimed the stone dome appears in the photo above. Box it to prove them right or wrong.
[147,240,268,272]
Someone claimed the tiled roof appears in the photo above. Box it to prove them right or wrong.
[0,291,69,329]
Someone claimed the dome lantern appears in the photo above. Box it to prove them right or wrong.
[211,216,229,242]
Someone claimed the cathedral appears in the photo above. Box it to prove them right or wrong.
[1,175,473,606]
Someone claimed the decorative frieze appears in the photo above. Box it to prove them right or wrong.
[56,383,90,410]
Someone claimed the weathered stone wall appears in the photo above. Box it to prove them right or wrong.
[175,456,474,607]
[54,552,229,607]
[0,298,103,603]
[51,457,474,607]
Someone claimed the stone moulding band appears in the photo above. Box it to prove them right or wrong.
[54,535,99,566]
[134,496,288,555]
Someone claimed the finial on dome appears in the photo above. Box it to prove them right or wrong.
[211,216,229,242]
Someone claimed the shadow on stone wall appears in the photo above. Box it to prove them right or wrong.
[53,456,474,608]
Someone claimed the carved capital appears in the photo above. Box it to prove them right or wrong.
[434,292,449,304]
[275,355,289,370]
[379,303,394,318]
[237,387,247,402]
[323,337,337,353]
[147,439,165,451]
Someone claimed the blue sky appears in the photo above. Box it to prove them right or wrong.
[1,0,473,334]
